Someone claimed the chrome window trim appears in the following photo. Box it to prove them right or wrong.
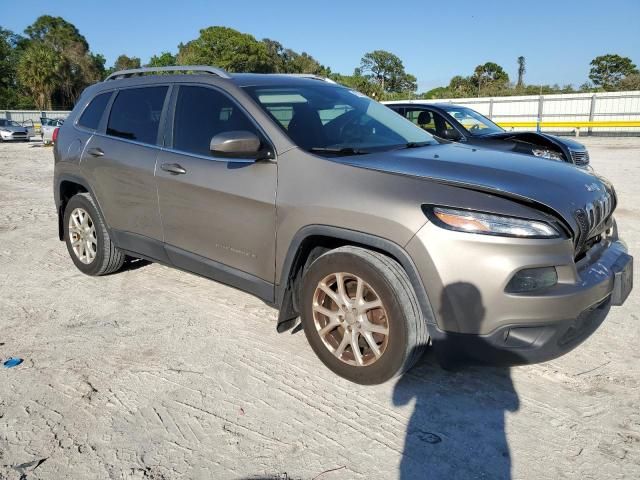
[159,146,258,164]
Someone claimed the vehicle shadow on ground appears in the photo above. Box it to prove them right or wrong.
[120,257,152,272]
[393,282,521,480]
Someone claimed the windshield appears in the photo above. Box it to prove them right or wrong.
[441,106,503,136]
[0,119,21,127]
[243,84,435,155]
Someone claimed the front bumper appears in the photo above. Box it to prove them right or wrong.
[0,131,28,141]
[430,297,612,366]
[406,218,632,365]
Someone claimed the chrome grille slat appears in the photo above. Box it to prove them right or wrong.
[570,150,590,166]
[574,189,614,256]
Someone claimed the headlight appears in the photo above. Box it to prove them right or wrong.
[426,206,560,238]
[531,149,564,161]
[0,129,11,133]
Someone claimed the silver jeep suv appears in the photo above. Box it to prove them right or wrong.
[53,66,633,384]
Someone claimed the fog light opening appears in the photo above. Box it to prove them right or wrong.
[505,267,558,293]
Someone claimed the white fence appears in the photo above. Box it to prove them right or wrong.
[387,90,640,135]
[0,110,70,124]
[4,90,640,135]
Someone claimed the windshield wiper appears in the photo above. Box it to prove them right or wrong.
[309,147,370,156]
[402,141,433,149]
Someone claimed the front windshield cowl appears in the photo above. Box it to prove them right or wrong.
[243,84,435,156]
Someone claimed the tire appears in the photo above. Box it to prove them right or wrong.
[63,193,125,276]
[300,246,429,384]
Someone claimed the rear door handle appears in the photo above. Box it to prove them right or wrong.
[87,147,104,157]
[161,163,187,175]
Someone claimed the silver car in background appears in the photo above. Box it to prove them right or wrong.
[41,118,65,144]
[0,118,30,142]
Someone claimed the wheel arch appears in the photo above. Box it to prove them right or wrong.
[275,225,436,333]
[56,175,103,241]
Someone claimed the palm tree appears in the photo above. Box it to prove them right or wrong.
[17,42,62,109]
[517,56,526,88]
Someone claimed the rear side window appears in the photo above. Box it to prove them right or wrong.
[172,86,260,156]
[78,92,112,130]
[107,86,168,145]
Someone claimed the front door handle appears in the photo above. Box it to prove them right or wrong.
[87,147,104,157]
[161,163,187,175]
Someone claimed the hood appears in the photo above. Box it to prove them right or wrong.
[0,125,28,133]
[482,131,586,153]
[341,142,614,237]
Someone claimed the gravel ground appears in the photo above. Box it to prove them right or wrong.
[0,138,638,480]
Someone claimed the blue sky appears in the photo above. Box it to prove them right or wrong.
[4,0,639,91]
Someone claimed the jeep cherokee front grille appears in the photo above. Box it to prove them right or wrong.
[570,150,590,166]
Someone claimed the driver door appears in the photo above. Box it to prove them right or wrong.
[156,85,277,299]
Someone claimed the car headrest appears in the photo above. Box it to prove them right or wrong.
[417,111,432,125]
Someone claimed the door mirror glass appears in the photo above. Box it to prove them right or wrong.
[210,130,261,158]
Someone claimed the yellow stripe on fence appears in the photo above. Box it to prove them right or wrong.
[498,121,640,128]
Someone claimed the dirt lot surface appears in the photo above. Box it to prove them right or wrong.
[0,138,639,480]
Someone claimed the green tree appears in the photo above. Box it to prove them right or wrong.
[177,26,272,72]
[359,50,416,94]
[283,50,329,75]
[25,15,89,52]
[24,15,103,107]
[472,62,509,96]
[0,27,22,108]
[516,56,526,88]
[147,51,176,67]
[17,42,62,109]
[331,69,384,99]
[618,73,640,91]
[113,54,141,71]
[589,54,638,90]
[262,38,286,72]
[261,38,329,75]
[419,86,449,99]
[448,75,476,97]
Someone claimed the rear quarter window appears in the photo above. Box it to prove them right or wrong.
[78,92,112,130]
[106,86,168,145]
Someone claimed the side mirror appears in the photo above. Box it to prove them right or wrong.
[440,129,462,141]
[210,130,261,158]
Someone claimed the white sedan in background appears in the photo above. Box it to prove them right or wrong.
[41,118,65,145]
[0,119,30,142]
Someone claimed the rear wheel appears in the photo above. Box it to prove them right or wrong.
[63,193,125,276]
[300,246,428,384]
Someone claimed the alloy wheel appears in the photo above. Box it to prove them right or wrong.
[68,207,97,264]
[312,272,390,367]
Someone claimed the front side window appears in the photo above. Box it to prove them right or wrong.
[106,86,168,144]
[172,86,261,157]
[405,108,456,137]
[78,92,112,130]
[441,106,503,136]
[243,85,434,155]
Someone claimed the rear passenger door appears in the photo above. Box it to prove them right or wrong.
[80,85,169,259]
[155,84,277,300]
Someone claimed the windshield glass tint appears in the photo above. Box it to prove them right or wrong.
[243,84,434,153]
[442,106,503,136]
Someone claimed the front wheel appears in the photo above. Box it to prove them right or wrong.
[300,246,429,384]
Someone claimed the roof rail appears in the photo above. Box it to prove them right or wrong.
[279,74,337,84]
[105,65,231,81]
